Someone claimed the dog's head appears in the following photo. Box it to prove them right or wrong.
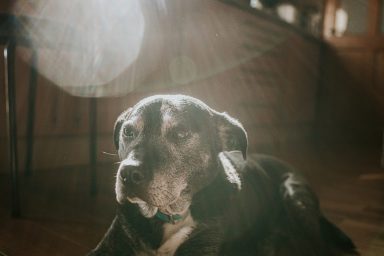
[114,95,247,217]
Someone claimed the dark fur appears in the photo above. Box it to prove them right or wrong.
[89,95,358,256]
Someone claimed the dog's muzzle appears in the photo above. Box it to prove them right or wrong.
[118,157,145,186]
[119,165,145,185]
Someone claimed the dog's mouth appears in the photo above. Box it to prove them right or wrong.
[124,188,191,217]
[115,171,192,217]
[126,194,177,209]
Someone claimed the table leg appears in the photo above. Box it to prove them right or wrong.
[4,42,20,217]
[89,98,98,195]
[381,130,384,168]
[25,50,38,176]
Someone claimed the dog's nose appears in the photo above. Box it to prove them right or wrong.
[120,165,145,185]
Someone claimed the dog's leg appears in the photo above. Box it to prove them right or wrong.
[88,217,136,256]
[280,172,358,255]
[281,172,320,220]
[279,172,332,254]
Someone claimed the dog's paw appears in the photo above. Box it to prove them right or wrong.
[280,173,320,225]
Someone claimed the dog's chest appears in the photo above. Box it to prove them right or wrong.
[155,214,196,256]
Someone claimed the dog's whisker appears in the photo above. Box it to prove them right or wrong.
[102,151,118,156]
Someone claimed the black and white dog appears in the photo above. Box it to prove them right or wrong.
[89,95,358,255]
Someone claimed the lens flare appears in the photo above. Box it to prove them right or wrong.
[14,0,145,95]
[14,0,286,97]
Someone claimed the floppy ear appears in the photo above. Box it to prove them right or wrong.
[113,108,132,150]
[215,112,248,159]
[218,151,246,190]
[215,112,248,191]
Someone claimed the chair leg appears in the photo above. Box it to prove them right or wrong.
[89,98,98,196]
[25,51,38,176]
[381,130,384,168]
[4,42,21,217]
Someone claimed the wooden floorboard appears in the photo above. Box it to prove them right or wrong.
[0,144,383,255]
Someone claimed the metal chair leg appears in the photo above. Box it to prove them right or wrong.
[4,42,21,217]
[381,130,384,168]
[89,98,98,195]
[25,50,38,176]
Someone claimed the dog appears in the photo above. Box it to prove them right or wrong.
[89,94,358,255]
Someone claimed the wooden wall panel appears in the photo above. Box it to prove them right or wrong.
[374,51,384,110]
[329,51,374,120]
[0,3,321,172]
[0,46,6,170]
[319,49,382,143]
[320,0,384,145]
[0,1,11,13]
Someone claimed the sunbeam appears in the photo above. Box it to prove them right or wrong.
[14,0,145,94]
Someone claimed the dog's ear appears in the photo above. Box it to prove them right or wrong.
[113,108,132,150]
[218,151,246,190]
[215,112,248,159]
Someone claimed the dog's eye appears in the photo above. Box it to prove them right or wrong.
[123,127,136,140]
[176,130,190,139]
[176,127,191,140]
[171,126,191,141]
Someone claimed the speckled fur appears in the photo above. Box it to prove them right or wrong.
[89,95,359,256]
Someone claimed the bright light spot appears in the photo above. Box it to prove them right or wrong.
[276,4,297,24]
[335,8,348,37]
[250,0,263,10]
[12,0,286,97]
[14,0,145,95]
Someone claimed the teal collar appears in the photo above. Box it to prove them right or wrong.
[155,211,185,224]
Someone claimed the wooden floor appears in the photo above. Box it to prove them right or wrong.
[0,143,383,256]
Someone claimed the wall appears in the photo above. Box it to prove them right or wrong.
[319,0,384,145]
[0,1,10,13]
[0,1,321,172]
